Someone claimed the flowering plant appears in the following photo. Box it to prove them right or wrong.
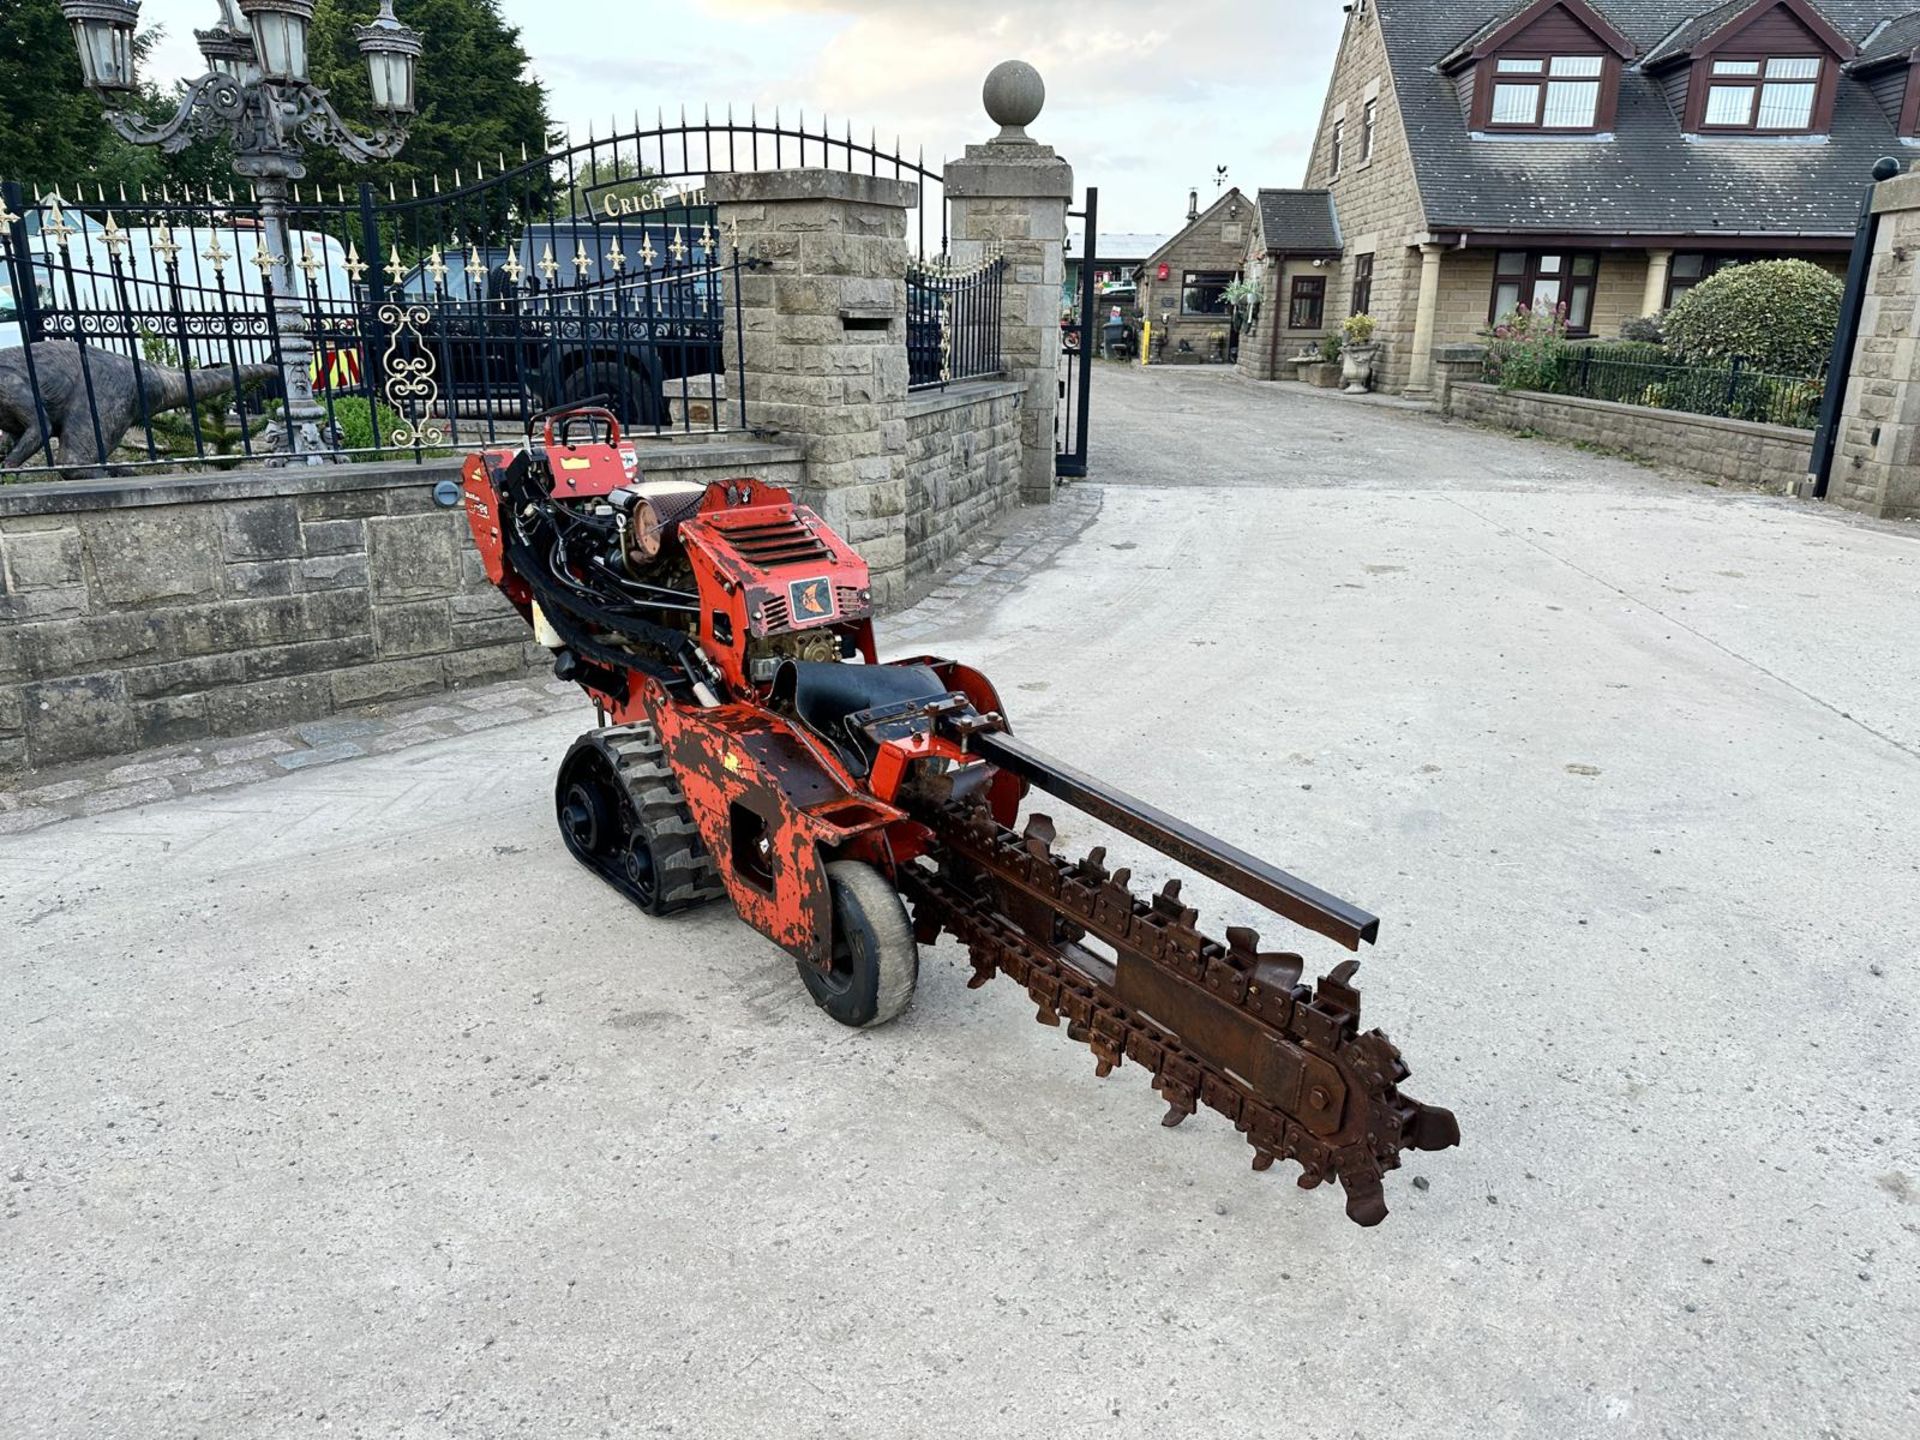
[1483,301,1570,392]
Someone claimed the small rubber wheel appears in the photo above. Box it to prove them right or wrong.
[798,861,918,1029]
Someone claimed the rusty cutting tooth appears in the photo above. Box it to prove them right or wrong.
[1410,1102,1462,1151]
[1021,814,1056,857]
[1251,1150,1275,1172]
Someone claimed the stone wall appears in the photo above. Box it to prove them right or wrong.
[0,439,804,774]
[1826,170,1920,522]
[904,379,1023,582]
[1448,382,1812,490]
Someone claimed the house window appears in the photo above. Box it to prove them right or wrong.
[1361,98,1378,161]
[1330,119,1345,175]
[1489,250,1598,332]
[1701,56,1822,132]
[1351,253,1374,315]
[1289,275,1326,329]
[1665,252,1750,307]
[1488,54,1604,129]
[1181,270,1234,316]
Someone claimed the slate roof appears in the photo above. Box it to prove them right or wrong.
[1255,188,1344,253]
[1375,0,1910,239]
[1853,10,1920,64]
[1638,0,1755,65]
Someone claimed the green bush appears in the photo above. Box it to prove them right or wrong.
[1618,313,1665,345]
[1662,259,1840,374]
[326,394,404,453]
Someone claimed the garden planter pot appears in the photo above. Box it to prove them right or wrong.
[1342,343,1380,394]
[1309,361,1343,389]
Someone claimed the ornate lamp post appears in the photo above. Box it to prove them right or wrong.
[60,0,424,460]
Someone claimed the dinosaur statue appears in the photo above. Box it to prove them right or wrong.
[0,341,277,478]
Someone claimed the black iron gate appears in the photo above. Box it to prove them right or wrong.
[1055,186,1096,478]
[1,111,949,477]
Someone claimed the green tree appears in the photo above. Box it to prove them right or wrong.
[0,4,232,200]
[0,0,119,191]
[301,0,550,202]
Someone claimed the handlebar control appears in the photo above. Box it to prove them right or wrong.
[543,404,622,451]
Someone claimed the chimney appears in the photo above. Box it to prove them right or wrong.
[1187,188,1199,222]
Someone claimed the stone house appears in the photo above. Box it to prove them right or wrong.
[1242,0,1914,395]
[1135,187,1256,361]
[1235,189,1345,380]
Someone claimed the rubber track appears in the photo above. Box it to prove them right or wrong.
[566,724,726,914]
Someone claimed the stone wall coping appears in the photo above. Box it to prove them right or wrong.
[945,150,1075,199]
[1434,342,1489,361]
[708,169,918,209]
[629,439,806,472]
[1870,169,1920,215]
[0,458,462,517]
[904,377,1024,419]
[0,438,808,517]
[1450,383,1814,445]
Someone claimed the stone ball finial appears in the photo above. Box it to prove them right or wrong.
[983,60,1045,143]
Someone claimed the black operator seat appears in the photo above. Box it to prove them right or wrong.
[776,660,950,773]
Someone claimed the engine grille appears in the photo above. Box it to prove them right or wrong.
[722,514,833,568]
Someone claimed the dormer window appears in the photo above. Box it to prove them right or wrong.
[1489,54,1606,128]
[1701,55,1823,130]
[1641,0,1855,137]
[1437,0,1637,136]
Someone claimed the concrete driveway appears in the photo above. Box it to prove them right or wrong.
[4,363,1916,1439]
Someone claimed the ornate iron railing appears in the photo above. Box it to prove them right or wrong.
[906,249,1004,391]
[0,111,949,479]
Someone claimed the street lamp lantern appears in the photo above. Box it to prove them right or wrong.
[60,0,140,94]
[194,22,257,83]
[355,1,424,116]
[63,0,423,462]
[235,0,315,86]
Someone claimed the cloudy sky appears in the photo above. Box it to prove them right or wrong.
[136,0,1344,237]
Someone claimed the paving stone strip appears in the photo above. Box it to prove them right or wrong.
[0,484,1100,833]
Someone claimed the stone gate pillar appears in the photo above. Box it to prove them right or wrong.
[945,61,1074,503]
[1825,169,1920,522]
[709,169,916,605]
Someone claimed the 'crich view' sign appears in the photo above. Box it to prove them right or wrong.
[590,183,711,222]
